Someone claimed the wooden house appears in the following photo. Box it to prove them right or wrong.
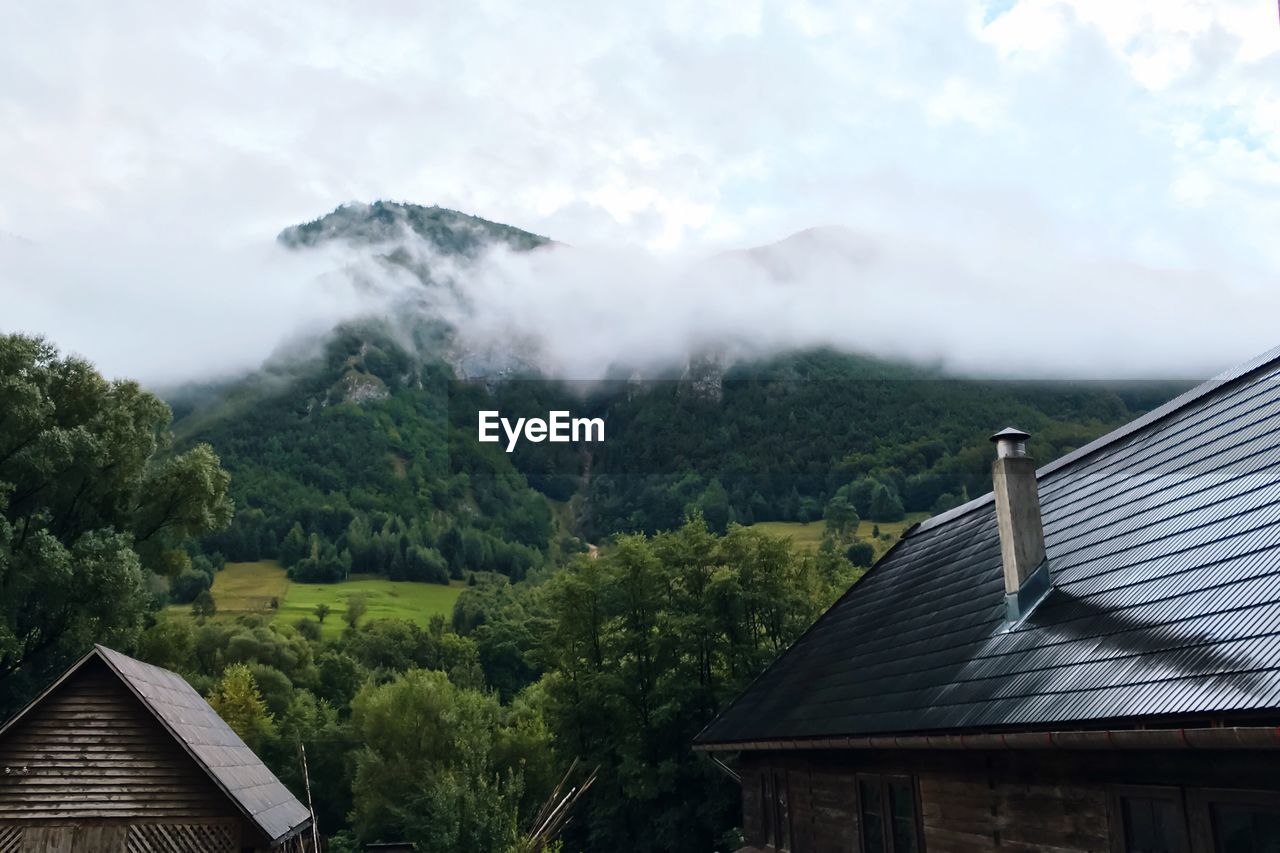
[695,348,1280,852]
[0,645,312,852]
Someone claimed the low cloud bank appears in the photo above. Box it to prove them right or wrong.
[3,220,1275,386]
[436,225,1276,380]
[0,233,419,386]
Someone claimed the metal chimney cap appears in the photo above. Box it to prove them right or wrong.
[990,427,1031,443]
[991,427,1031,459]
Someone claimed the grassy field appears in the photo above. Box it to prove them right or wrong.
[749,513,930,559]
[178,514,924,635]
[276,574,465,639]
[201,560,291,611]
[172,560,464,639]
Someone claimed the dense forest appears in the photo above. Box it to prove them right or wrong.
[0,203,1190,852]
[161,204,1182,573]
[129,518,850,852]
[167,321,556,593]
[168,317,1178,590]
[574,351,1179,538]
[0,334,849,848]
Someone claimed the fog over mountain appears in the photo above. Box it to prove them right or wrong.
[3,201,1274,385]
[445,223,1271,381]
[5,2,1279,384]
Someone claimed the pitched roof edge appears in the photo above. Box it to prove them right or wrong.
[694,521,923,745]
[0,645,101,742]
[913,342,1280,536]
[91,645,312,845]
[696,344,1280,748]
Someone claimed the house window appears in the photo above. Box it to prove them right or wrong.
[857,774,923,853]
[1113,786,1280,853]
[1118,792,1189,853]
[1205,791,1280,853]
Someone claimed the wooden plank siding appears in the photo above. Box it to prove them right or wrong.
[739,747,1280,853]
[16,825,128,852]
[0,657,240,826]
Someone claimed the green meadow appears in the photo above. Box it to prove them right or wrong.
[275,573,465,639]
[173,560,464,639]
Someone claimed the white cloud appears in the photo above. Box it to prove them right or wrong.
[0,231,422,386]
[1,0,1278,381]
[426,221,1274,381]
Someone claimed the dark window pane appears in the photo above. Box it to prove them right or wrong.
[1122,796,1187,853]
[860,778,886,853]
[889,778,920,853]
[1211,802,1280,853]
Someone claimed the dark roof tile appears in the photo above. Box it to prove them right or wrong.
[697,351,1280,744]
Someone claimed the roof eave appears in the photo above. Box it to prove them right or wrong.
[694,725,1280,753]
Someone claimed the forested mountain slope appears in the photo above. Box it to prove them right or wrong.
[170,201,1187,587]
[172,322,555,587]
[577,351,1182,537]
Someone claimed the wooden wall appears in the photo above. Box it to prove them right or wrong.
[0,657,255,851]
[739,746,1280,853]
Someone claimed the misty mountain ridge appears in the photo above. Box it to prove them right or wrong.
[164,199,1240,450]
[264,200,917,386]
[163,200,1188,559]
[168,198,1181,429]
[279,200,552,255]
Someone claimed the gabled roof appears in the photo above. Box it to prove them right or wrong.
[697,345,1280,746]
[0,645,312,844]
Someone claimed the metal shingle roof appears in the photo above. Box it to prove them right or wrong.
[696,349,1280,745]
[95,646,312,843]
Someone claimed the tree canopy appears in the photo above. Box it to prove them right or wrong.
[0,334,232,707]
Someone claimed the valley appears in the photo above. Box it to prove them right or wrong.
[4,3,1262,847]
[0,203,1195,853]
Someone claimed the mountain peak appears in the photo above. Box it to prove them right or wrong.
[278,200,551,256]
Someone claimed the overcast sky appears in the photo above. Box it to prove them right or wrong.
[2,1,1279,382]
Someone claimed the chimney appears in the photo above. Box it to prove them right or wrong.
[990,427,1052,622]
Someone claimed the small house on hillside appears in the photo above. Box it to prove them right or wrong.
[696,347,1280,853]
[0,645,312,852]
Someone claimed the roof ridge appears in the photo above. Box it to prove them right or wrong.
[913,342,1280,535]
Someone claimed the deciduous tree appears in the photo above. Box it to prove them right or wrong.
[349,669,537,851]
[0,335,232,709]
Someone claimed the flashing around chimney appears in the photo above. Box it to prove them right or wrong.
[1004,558,1052,624]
